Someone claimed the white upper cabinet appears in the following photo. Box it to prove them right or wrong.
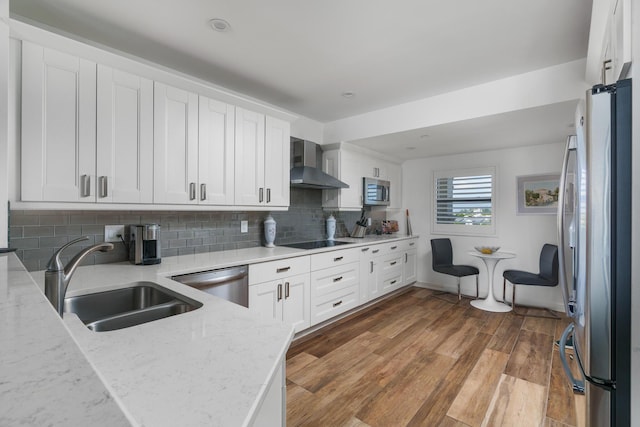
[153,82,199,204]
[610,0,631,80]
[322,146,402,211]
[264,116,290,207]
[198,96,235,205]
[235,108,266,205]
[96,65,153,203]
[322,148,363,211]
[600,0,631,84]
[235,108,290,207]
[17,28,293,210]
[21,41,96,202]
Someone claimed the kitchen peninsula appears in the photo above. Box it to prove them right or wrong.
[4,235,416,426]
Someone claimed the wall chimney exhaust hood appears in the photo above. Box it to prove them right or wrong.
[290,139,349,189]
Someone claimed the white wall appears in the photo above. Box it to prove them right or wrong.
[290,115,324,144]
[403,142,566,311]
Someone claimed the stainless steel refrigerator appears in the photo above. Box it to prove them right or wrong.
[557,79,631,427]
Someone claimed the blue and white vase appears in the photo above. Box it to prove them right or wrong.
[264,216,276,248]
[326,215,336,241]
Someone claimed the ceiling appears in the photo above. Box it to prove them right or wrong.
[11,1,592,158]
[350,100,577,160]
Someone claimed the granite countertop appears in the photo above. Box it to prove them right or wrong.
[9,234,417,426]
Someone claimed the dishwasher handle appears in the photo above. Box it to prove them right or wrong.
[171,267,248,289]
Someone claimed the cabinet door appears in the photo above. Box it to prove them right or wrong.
[264,116,290,207]
[153,82,198,204]
[322,149,340,209]
[198,96,235,205]
[234,108,266,205]
[96,65,153,203]
[21,42,96,202]
[340,150,365,209]
[282,273,310,333]
[404,249,417,285]
[249,280,283,323]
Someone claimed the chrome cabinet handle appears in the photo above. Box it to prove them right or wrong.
[405,253,408,263]
[370,261,374,273]
[390,261,397,266]
[391,280,397,285]
[333,300,342,307]
[80,175,91,197]
[189,182,196,200]
[276,266,291,273]
[391,245,398,250]
[601,59,612,84]
[361,247,369,252]
[200,183,206,201]
[98,176,108,198]
[259,187,264,203]
[285,282,290,299]
[409,242,415,246]
[372,249,380,254]
[334,256,343,262]
[277,283,282,301]
[333,276,343,282]
[266,188,271,203]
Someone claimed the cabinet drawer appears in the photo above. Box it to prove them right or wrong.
[399,238,418,251]
[249,256,310,285]
[311,262,359,299]
[380,241,403,254]
[311,247,360,271]
[379,253,403,275]
[381,271,403,293]
[310,284,359,326]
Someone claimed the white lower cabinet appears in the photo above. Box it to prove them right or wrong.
[379,252,404,293]
[249,239,415,334]
[251,359,285,427]
[359,245,381,303]
[309,247,361,326]
[249,256,311,333]
[403,245,418,285]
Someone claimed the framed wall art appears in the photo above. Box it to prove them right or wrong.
[516,174,560,215]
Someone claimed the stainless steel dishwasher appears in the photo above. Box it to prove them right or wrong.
[171,265,249,307]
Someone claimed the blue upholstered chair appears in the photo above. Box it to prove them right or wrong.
[430,238,479,301]
[502,243,559,318]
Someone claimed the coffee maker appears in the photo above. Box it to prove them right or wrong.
[129,224,161,265]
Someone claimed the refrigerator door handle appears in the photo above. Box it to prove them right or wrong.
[559,323,585,394]
[561,323,616,393]
[557,136,577,317]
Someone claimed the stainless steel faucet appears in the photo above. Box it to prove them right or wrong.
[44,236,114,316]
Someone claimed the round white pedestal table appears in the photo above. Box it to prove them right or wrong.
[468,251,516,312]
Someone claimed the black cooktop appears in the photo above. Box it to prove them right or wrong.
[281,240,352,250]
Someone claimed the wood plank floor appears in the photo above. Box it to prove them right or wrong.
[286,287,584,427]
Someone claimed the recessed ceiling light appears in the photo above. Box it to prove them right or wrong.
[209,18,231,32]
[419,134,430,138]
[341,91,356,99]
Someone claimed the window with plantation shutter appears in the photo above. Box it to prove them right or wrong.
[433,167,496,236]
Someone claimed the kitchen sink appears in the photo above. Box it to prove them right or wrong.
[64,281,203,332]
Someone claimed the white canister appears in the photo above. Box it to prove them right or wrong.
[264,216,276,248]
[326,215,336,241]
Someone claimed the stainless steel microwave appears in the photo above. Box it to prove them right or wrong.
[363,177,390,206]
